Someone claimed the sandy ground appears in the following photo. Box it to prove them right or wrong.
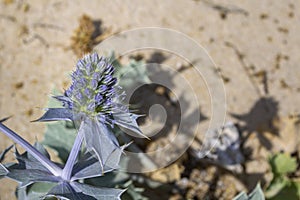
[0,0,300,199]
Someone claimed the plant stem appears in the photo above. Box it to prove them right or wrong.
[0,122,62,176]
[61,121,85,181]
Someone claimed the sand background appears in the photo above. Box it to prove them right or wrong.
[1,0,300,199]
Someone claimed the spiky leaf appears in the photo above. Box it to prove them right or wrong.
[113,113,146,139]
[43,121,76,163]
[83,119,122,171]
[0,145,13,162]
[46,181,124,200]
[7,169,60,187]
[0,163,8,177]
[233,184,265,200]
[115,60,151,88]
[34,108,74,122]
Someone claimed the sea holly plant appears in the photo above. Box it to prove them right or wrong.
[0,118,124,199]
[37,53,146,170]
[0,52,146,199]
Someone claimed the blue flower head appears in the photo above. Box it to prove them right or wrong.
[38,52,145,140]
[37,52,145,172]
[59,53,125,125]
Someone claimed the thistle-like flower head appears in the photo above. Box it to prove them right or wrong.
[37,52,145,171]
[59,53,124,124]
[39,52,144,138]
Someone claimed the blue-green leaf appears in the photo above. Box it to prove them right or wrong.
[7,169,60,187]
[115,60,151,88]
[0,163,9,177]
[0,122,62,176]
[114,113,146,139]
[46,181,85,200]
[6,144,61,187]
[42,121,76,163]
[72,182,125,200]
[233,184,265,200]
[34,108,74,122]
[108,51,151,89]
[0,145,13,162]
[46,181,125,200]
[71,151,113,181]
[22,182,57,200]
[70,143,127,181]
[83,119,121,171]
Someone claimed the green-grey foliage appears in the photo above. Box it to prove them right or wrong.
[109,52,151,89]
[38,53,151,199]
[43,121,76,163]
[42,89,77,163]
[233,184,265,200]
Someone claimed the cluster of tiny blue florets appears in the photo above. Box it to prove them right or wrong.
[62,53,119,119]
